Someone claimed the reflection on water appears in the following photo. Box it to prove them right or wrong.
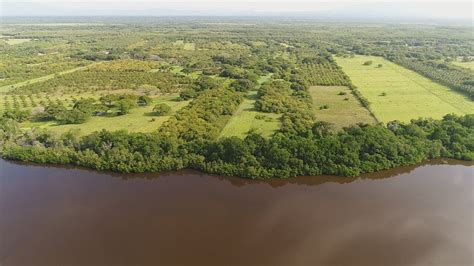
[0,158,473,266]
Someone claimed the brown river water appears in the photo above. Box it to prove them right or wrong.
[0,158,473,266]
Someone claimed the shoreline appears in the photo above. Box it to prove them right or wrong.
[2,156,472,181]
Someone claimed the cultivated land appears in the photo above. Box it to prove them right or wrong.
[21,95,190,135]
[0,65,90,93]
[335,55,474,123]
[0,92,97,114]
[1,20,473,179]
[309,86,376,129]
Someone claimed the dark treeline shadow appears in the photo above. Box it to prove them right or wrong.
[2,157,472,188]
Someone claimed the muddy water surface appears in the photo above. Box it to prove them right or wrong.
[0,159,473,266]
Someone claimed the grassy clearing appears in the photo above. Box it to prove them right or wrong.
[183,43,196,51]
[336,55,474,123]
[219,91,281,138]
[310,86,376,129]
[220,74,280,138]
[20,95,191,136]
[0,65,89,93]
[5,38,31,45]
[174,40,196,51]
[451,61,474,71]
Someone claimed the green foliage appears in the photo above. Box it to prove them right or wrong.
[2,109,30,122]
[99,94,139,115]
[13,66,191,95]
[117,98,137,115]
[2,114,472,178]
[301,63,351,86]
[1,20,473,179]
[38,103,68,121]
[56,108,91,124]
[160,87,244,141]
[255,78,314,136]
[229,79,256,92]
[394,57,474,98]
[138,95,153,106]
[73,98,96,113]
[192,76,220,92]
[153,103,172,116]
[179,89,197,100]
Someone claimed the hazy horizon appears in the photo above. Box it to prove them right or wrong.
[1,0,472,24]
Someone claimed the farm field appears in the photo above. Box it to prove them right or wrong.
[335,55,474,123]
[21,95,190,135]
[0,92,99,114]
[451,61,474,71]
[0,65,90,93]
[309,86,376,129]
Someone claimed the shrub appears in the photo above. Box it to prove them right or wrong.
[153,103,172,116]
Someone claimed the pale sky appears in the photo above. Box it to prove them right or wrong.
[1,0,472,20]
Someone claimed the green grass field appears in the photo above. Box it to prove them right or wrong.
[220,74,280,138]
[451,61,474,71]
[5,38,31,45]
[219,91,281,138]
[336,55,474,123]
[20,95,191,135]
[309,86,376,129]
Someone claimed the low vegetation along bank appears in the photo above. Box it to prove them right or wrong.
[1,114,472,178]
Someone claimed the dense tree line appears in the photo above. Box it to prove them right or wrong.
[1,114,472,178]
[179,76,222,100]
[160,87,244,141]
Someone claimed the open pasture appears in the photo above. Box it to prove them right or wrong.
[336,55,474,123]
[220,74,280,138]
[219,91,280,138]
[451,61,474,71]
[20,95,191,135]
[4,38,31,45]
[309,86,376,129]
